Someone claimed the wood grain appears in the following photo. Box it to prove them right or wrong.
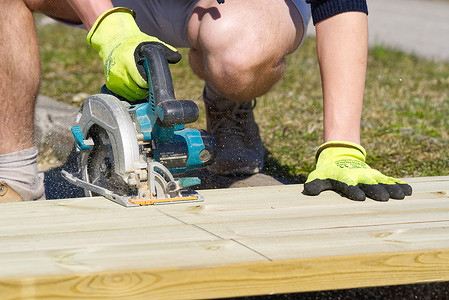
[1,249,449,299]
[0,176,448,299]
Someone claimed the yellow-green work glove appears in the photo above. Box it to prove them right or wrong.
[303,141,412,201]
[87,7,181,101]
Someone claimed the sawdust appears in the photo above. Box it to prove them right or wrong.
[37,145,64,172]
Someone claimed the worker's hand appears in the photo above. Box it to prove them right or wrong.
[87,8,181,101]
[303,141,412,201]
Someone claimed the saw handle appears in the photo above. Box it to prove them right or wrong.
[138,43,199,127]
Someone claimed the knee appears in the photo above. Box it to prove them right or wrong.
[22,0,44,12]
[209,50,285,101]
[22,0,73,15]
[21,0,81,24]
[188,0,302,101]
[197,20,286,101]
[4,0,42,12]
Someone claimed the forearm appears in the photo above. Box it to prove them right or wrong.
[315,11,368,144]
[67,0,114,30]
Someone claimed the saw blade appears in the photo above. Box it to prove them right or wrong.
[81,125,137,198]
[80,125,179,201]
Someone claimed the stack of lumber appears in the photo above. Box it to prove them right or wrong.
[1,176,448,299]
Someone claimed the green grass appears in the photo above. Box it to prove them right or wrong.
[36,15,449,182]
[37,22,104,101]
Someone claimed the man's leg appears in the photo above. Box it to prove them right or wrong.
[188,0,303,102]
[187,0,305,175]
[0,0,80,202]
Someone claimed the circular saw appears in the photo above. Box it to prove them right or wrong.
[62,43,216,207]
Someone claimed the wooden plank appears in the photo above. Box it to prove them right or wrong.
[156,193,449,224]
[0,239,264,279]
[234,223,449,261]
[190,205,449,238]
[1,249,449,299]
[0,176,448,299]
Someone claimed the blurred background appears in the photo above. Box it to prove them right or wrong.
[34,0,449,186]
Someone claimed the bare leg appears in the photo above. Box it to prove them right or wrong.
[0,0,41,154]
[186,0,305,175]
[187,0,304,102]
[0,0,80,201]
[0,0,80,155]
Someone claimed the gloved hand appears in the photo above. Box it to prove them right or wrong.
[303,141,412,201]
[87,7,181,101]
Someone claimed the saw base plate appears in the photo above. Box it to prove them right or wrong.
[128,195,203,206]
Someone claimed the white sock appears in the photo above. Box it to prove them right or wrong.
[0,146,45,201]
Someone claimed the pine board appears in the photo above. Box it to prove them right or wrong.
[0,176,448,299]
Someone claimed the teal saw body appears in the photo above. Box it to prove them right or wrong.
[62,44,216,207]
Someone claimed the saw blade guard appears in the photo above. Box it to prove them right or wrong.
[75,94,147,184]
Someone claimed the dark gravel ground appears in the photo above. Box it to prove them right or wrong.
[230,281,449,300]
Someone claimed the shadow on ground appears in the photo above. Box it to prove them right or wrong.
[231,281,449,300]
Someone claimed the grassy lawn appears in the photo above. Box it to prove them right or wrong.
[36,15,449,182]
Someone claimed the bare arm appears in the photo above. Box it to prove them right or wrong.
[304,10,412,201]
[67,0,114,30]
[315,11,368,144]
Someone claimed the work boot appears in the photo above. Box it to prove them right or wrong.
[0,182,24,203]
[203,86,265,175]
